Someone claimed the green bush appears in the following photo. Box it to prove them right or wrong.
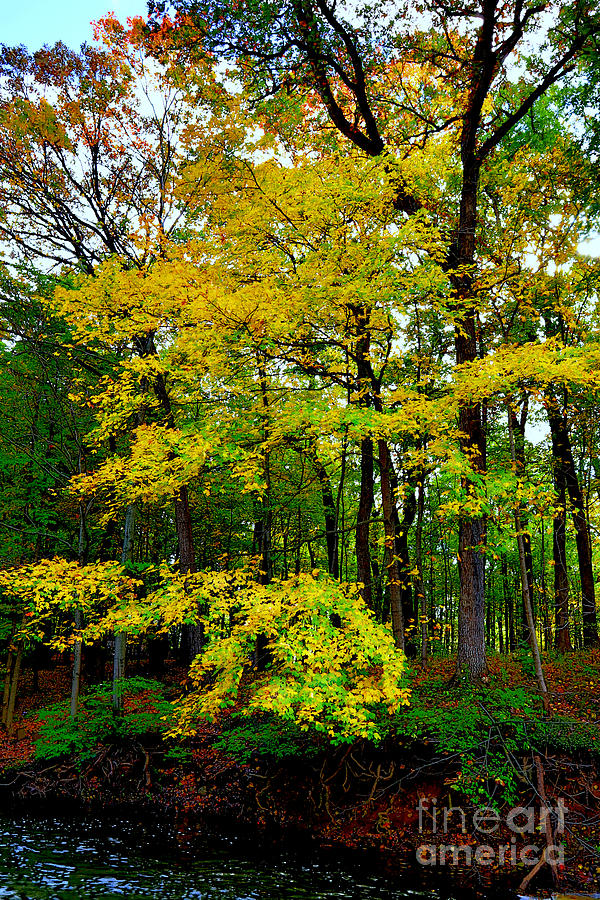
[393,685,541,806]
[162,745,192,764]
[213,714,323,764]
[529,715,600,755]
[35,677,174,760]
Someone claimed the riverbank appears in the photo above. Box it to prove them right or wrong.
[1,725,596,898]
[1,652,599,898]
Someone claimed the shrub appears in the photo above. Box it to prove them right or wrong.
[35,676,174,760]
[168,571,410,745]
[393,685,540,807]
[214,714,323,763]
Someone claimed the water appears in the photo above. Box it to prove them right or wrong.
[0,814,451,899]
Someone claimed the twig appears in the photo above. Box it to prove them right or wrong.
[517,846,548,893]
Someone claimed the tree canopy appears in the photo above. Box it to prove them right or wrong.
[0,0,599,744]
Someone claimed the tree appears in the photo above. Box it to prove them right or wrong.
[0,28,227,656]
[152,0,600,679]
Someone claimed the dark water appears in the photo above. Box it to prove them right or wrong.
[0,814,451,900]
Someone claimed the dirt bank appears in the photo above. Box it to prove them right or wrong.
[1,721,598,899]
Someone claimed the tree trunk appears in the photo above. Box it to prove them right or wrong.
[336,425,348,580]
[175,485,196,572]
[256,358,273,585]
[553,455,572,653]
[310,447,339,578]
[1,650,13,726]
[113,502,136,717]
[456,514,487,680]
[378,438,404,649]
[510,404,536,642]
[415,478,427,664]
[508,408,549,710]
[370,548,384,619]
[546,394,598,647]
[71,495,86,719]
[70,607,83,719]
[393,473,418,656]
[177,483,204,663]
[145,340,201,660]
[4,643,22,734]
[451,155,488,682]
[353,307,374,604]
[112,632,126,717]
[356,437,374,604]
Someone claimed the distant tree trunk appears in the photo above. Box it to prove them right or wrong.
[553,463,572,653]
[3,644,22,734]
[501,554,517,653]
[356,437,374,604]
[336,425,348,580]
[71,494,86,719]
[112,631,127,717]
[369,367,406,646]
[177,483,203,663]
[175,486,195,573]
[247,359,274,669]
[1,651,12,727]
[540,519,550,650]
[113,502,136,717]
[151,357,200,661]
[353,306,374,604]
[486,564,494,648]
[370,548,384,619]
[309,446,339,578]
[294,506,302,575]
[393,472,418,656]
[70,607,83,719]
[97,436,120,562]
[255,358,273,586]
[142,340,198,576]
[456,506,486,680]
[378,438,404,649]
[508,408,549,710]
[510,403,535,642]
[546,393,598,647]
[415,478,427,664]
[2,626,24,734]
[136,337,199,662]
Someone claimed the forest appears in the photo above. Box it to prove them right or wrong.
[0,0,600,891]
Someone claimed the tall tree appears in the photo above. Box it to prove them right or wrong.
[154,0,600,678]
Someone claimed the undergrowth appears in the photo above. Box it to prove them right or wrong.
[35,677,174,760]
[29,653,600,816]
[213,714,324,764]
[391,665,600,807]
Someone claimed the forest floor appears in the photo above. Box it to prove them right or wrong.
[0,651,599,898]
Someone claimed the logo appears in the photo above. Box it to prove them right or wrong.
[416,799,566,867]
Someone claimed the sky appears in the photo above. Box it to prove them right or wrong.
[3,0,598,268]
[2,0,148,50]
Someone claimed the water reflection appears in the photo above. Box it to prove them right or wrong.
[0,814,444,899]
